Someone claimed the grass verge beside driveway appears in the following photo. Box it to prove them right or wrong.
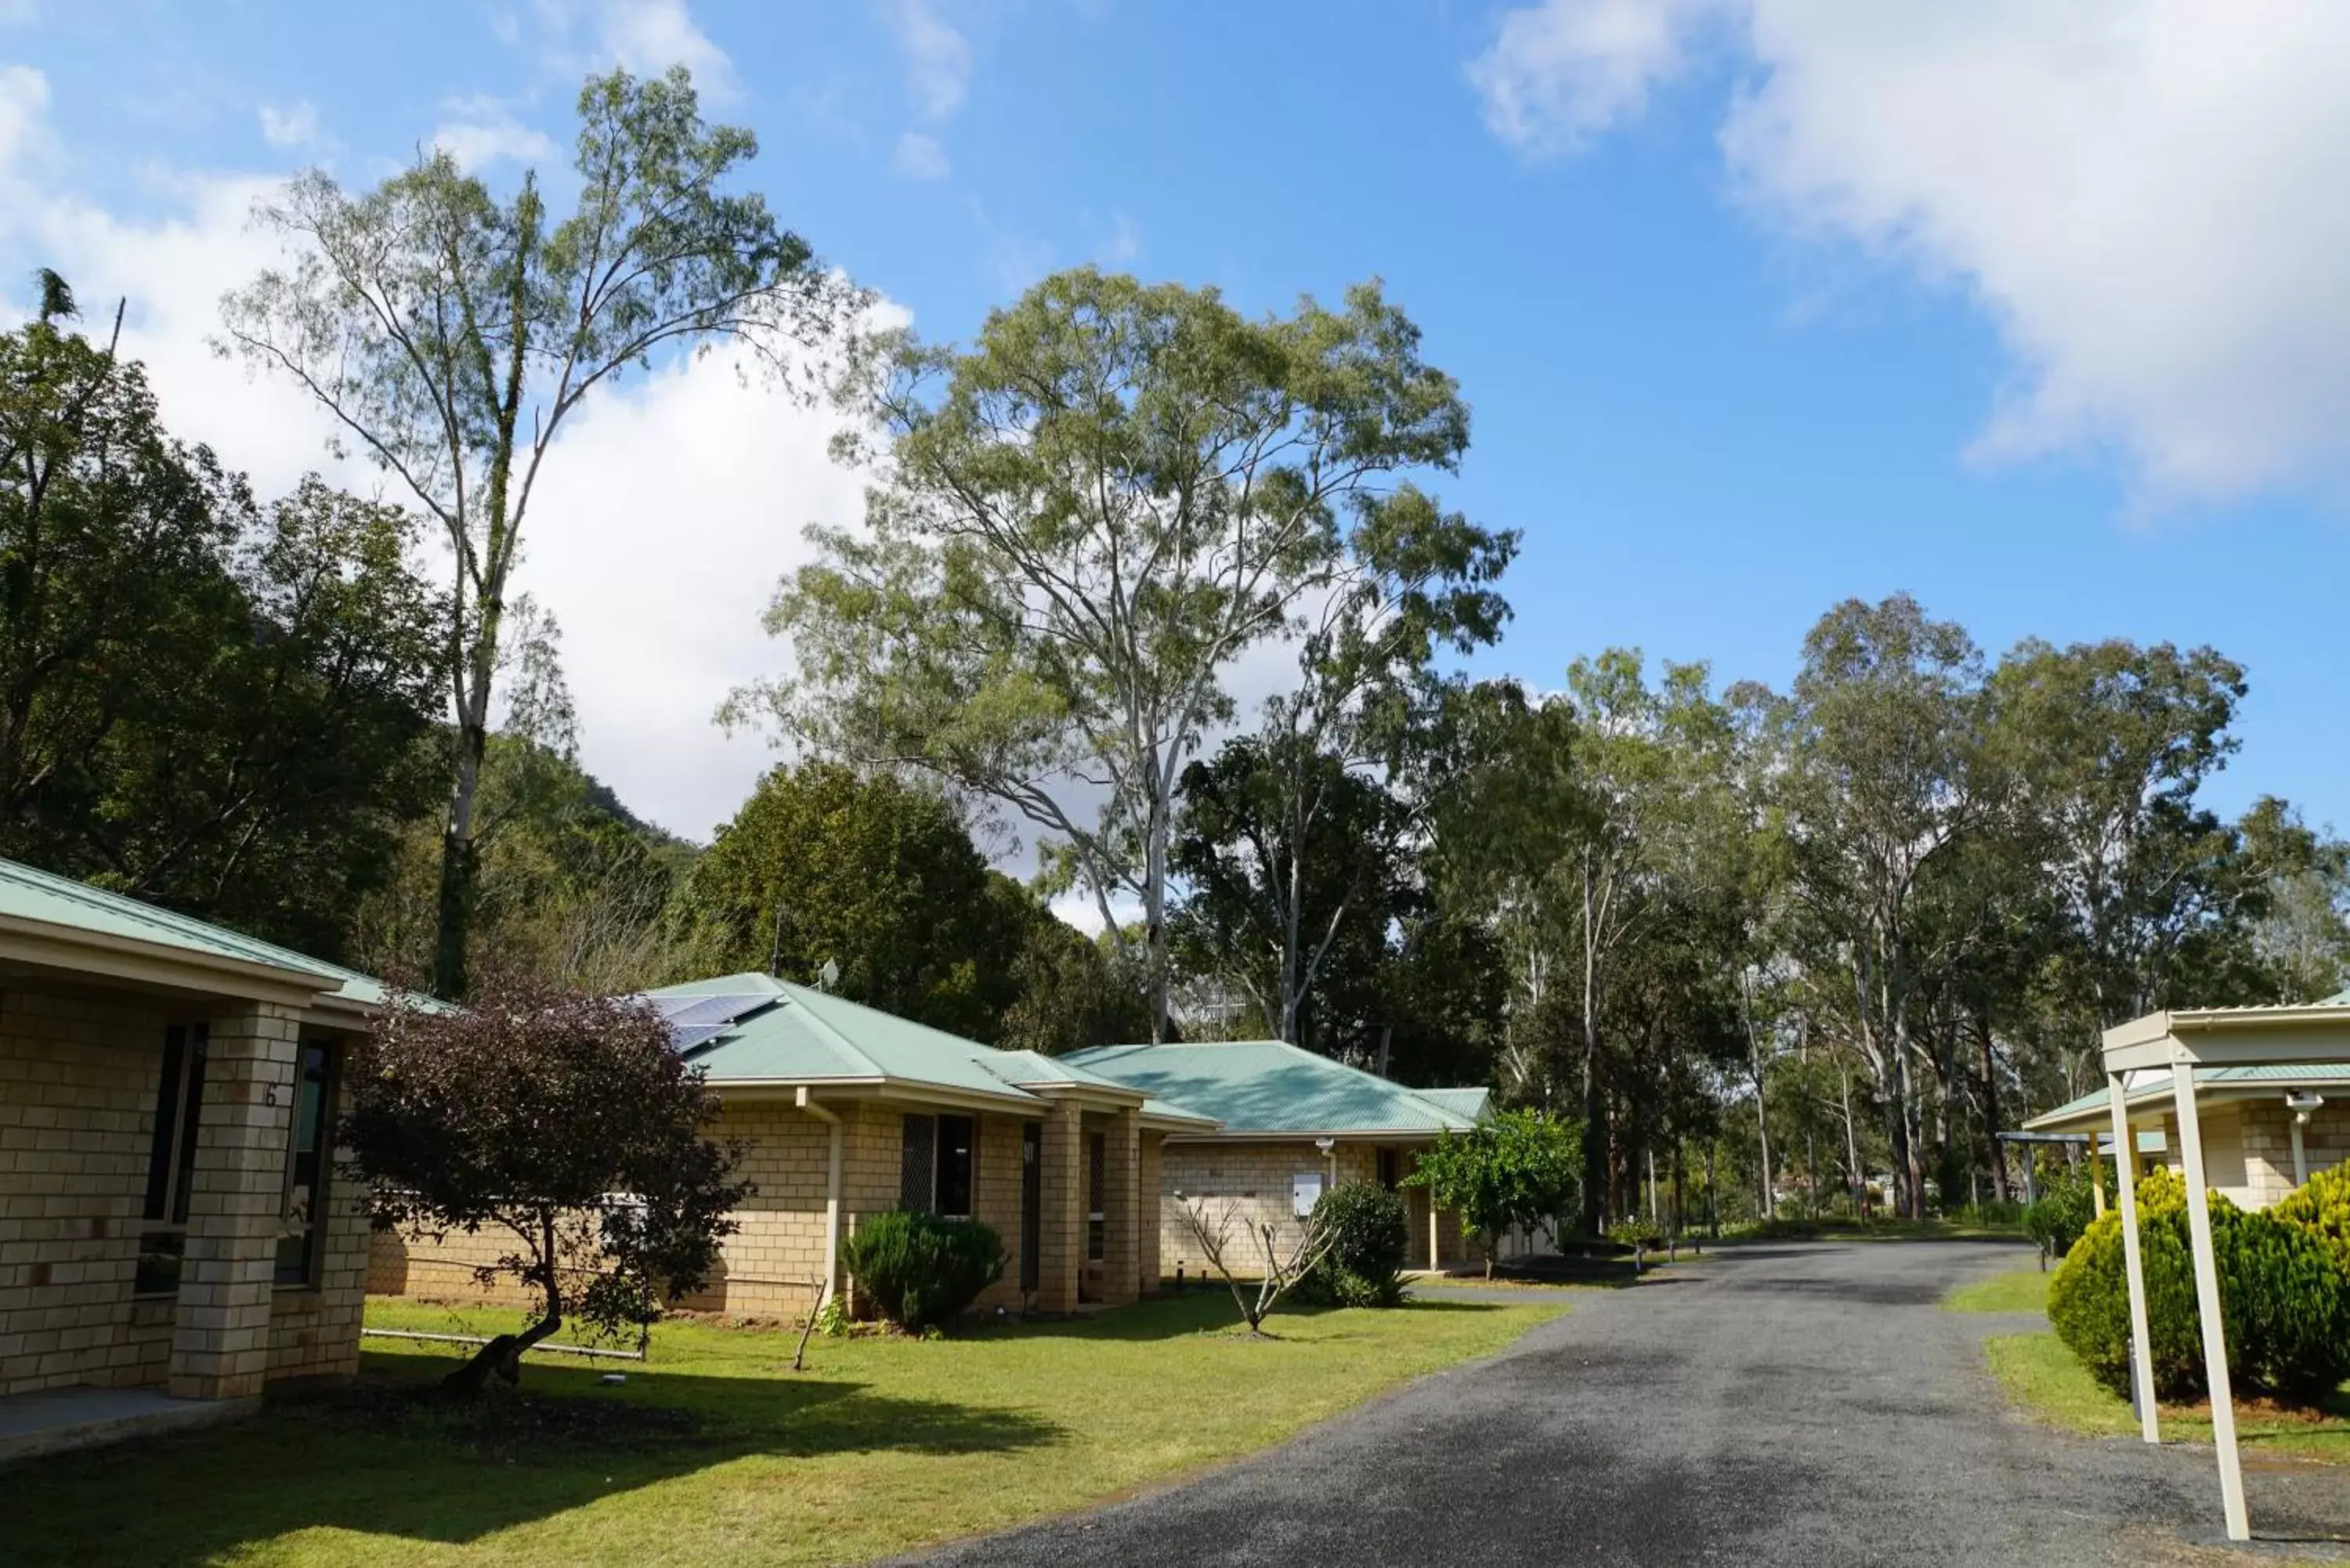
[1950,1261,2350,1463]
[1945,1264,2051,1314]
[0,1292,1560,1568]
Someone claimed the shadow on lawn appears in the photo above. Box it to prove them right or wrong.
[0,1362,1062,1568]
[992,1291,1512,1343]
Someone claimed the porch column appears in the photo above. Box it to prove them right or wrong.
[1036,1100,1083,1314]
[170,1002,302,1401]
[1137,1133,1163,1295]
[2172,1064,2250,1542]
[1101,1107,1141,1306]
[2107,1074,2159,1444]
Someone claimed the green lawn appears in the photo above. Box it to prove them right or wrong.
[1944,1263,2052,1313]
[1983,1333,2350,1463]
[0,1292,1560,1567]
[1950,1263,2350,1464]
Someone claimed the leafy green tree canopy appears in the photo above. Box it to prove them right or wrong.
[735,267,1491,1039]
[1405,1109,1582,1275]
[223,65,851,998]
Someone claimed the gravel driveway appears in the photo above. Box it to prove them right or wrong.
[906,1241,2348,1567]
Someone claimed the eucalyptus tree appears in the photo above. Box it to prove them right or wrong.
[1986,638,2251,1047]
[739,269,1480,1037]
[1768,595,1989,1220]
[1436,654,1734,1233]
[222,67,847,997]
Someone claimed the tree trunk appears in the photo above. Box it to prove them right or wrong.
[1751,1025,1776,1222]
[429,722,486,999]
[443,1214,562,1394]
[1975,1004,2009,1205]
[1838,1064,1865,1215]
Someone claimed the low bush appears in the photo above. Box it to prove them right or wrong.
[2270,1162,2350,1277]
[1950,1199,2027,1229]
[2048,1169,2206,1400]
[2022,1162,2102,1259]
[841,1210,1006,1331]
[2048,1167,2350,1404]
[1307,1181,1410,1307]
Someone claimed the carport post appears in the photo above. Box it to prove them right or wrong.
[2106,1073,2159,1445]
[2171,1064,2249,1542]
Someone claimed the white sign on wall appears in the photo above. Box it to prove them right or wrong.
[1292,1172,1323,1218]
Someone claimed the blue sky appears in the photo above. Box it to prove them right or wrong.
[3,1,2345,843]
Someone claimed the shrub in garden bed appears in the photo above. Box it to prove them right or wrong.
[841,1211,1006,1331]
[1306,1182,1409,1307]
[2048,1167,2350,1404]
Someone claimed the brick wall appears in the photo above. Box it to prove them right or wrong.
[0,980,369,1398]
[368,1097,1043,1321]
[1155,1139,1479,1281]
[2149,1097,2350,1210]
[0,982,178,1395]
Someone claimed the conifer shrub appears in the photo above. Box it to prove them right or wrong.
[2048,1166,2350,1404]
[842,1211,1006,1331]
[1307,1181,1411,1307]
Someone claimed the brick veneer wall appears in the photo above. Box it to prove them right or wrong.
[0,980,369,1398]
[2146,1097,2349,1210]
[1156,1139,1479,1279]
[369,1097,1043,1321]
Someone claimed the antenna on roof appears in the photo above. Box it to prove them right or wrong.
[769,905,784,979]
[818,956,841,992]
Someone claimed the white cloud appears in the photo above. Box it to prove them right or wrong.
[257,101,321,150]
[1467,0,1717,155]
[1097,211,1141,266]
[0,61,48,168]
[892,129,949,180]
[1471,0,2350,507]
[886,0,972,121]
[432,96,562,168]
[594,0,736,99]
[0,70,881,842]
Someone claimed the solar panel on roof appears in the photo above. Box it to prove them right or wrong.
[638,990,776,1051]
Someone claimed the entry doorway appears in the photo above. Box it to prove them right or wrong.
[1019,1121,1042,1295]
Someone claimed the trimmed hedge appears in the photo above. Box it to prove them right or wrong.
[841,1210,1007,1331]
[2022,1162,2101,1259]
[2048,1166,2350,1404]
[1308,1181,1410,1307]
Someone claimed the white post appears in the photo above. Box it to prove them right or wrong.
[2172,1063,2250,1543]
[2289,1115,2308,1189]
[2108,1074,2160,1444]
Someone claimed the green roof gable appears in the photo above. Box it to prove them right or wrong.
[0,856,389,1008]
[1063,1039,1486,1137]
[637,975,1217,1124]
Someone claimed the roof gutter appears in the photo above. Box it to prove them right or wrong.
[0,913,340,1008]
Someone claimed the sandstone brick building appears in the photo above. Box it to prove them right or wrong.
[1064,1039,1495,1275]
[2023,1053,2350,1209]
[371,973,1221,1319]
[0,858,381,1436]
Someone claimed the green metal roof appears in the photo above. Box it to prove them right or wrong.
[1063,1039,1486,1137]
[2026,1063,2350,1130]
[0,856,388,1008]
[638,974,1217,1124]
[1412,1087,1494,1122]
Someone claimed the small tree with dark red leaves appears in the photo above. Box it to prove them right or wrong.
[347,974,750,1393]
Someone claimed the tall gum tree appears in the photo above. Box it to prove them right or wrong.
[221,66,850,997]
[735,268,1479,1038]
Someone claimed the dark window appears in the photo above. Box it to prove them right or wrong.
[900,1115,937,1211]
[1376,1148,1399,1190]
[935,1115,975,1219]
[1086,1131,1107,1263]
[274,1042,335,1287]
[136,1024,208,1297]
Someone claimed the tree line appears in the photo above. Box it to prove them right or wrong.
[6,63,2344,1235]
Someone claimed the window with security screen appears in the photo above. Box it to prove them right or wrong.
[901,1114,937,1211]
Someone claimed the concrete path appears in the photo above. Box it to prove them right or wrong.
[911,1241,2348,1567]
